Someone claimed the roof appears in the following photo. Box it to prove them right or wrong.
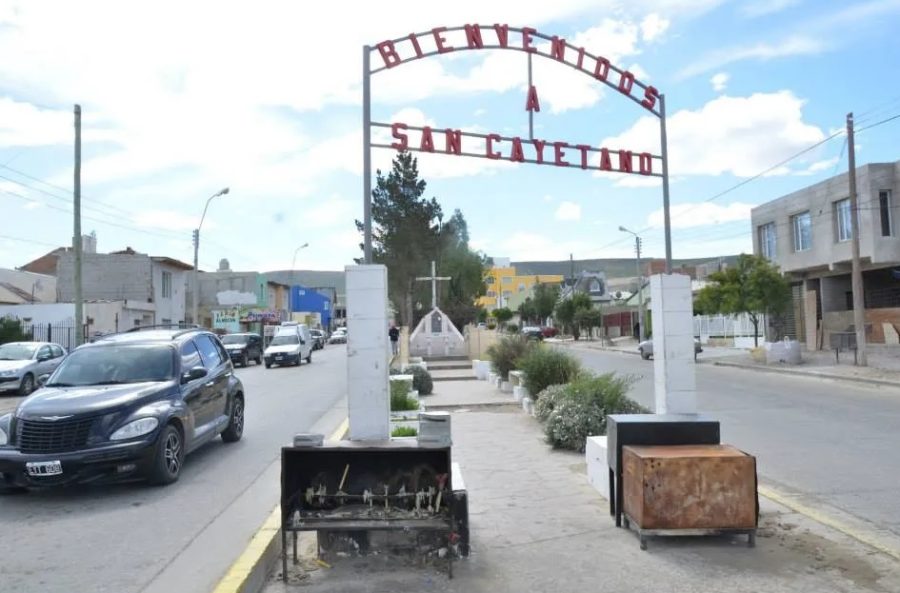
[0,282,34,304]
[150,256,194,271]
[95,327,208,344]
[19,247,66,276]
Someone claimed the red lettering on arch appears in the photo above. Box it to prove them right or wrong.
[376,41,401,68]
[486,134,501,159]
[639,152,653,175]
[510,137,525,162]
[408,33,424,58]
[433,27,454,53]
[641,85,660,111]
[618,71,635,96]
[464,24,484,49]
[618,150,633,173]
[521,27,537,53]
[593,57,610,81]
[575,144,590,169]
[420,127,435,152]
[599,148,612,171]
[391,122,409,150]
[525,86,541,112]
[576,47,585,69]
[532,139,547,164]
[554,142,570,167]
[550,36,566,61]
[494,24,509,47]
[445,129,462,155]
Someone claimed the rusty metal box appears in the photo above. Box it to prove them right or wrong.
[622,444,758,530]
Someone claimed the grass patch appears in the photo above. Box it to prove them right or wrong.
[391,426,418,437]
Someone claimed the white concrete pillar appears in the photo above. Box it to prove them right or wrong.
[650,274,697,414]
[346,265,390,441]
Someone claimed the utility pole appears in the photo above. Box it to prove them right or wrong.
[847,112,867,366]
[635,236,644,341]
[73,105,84,347]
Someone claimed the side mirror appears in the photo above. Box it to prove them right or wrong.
[182,366,208,384]
[37,354,51,362]
[37,374,50,386]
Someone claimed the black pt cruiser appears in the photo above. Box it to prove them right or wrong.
[0,327,245,492]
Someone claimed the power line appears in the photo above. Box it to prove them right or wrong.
[0,233,61,248]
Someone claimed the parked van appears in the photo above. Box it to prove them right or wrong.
[264,323,313,368]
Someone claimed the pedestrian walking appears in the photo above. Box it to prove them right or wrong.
[389,323,400,355]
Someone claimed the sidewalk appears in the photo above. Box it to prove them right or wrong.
[264,380,900,593]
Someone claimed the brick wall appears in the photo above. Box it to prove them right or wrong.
[57,252,153,302]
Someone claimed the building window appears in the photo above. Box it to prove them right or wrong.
[502,290,512,298]
[485,276,494,284]
[501,277,511,284]
[518,283,526,292]
[486,290,496,298]
[834,198,852,242]
[880,190,893,237]
[161,271,172,298]
[792,211,812,251]
[161,318,172,325]
[758,222,776,259]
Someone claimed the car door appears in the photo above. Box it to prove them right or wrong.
[34,345,55,376]
[48,344,66,373]
[194,334,230,427]
[180,340,210,439]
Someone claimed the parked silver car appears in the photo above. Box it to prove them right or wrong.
[637,337,702,361]
[0,341,68,395]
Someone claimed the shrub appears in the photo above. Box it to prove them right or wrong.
[534,384,570,422]
[390,381,419,411]
[485,334,533,380]
[542,373,646,452]
[518,347,581,398]
[391,426,418,437]
[411,366,433,396]
[506,323,519,334]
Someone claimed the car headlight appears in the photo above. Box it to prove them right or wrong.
[0,370,17,377]
[0,426,7,446]
[110,417,159,441]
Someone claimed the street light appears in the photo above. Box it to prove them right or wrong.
[289,243,310,320]
[191,187,229,326]
[619,226,645,341]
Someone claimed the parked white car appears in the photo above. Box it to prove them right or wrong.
[0,341,67,395]
[264,324,313,368]
[638,337,703,361]
[328,327,347,344]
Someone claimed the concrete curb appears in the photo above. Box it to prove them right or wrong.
[712,360,900,388]
[210,418,350,593]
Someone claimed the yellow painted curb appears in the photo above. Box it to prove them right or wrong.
[759,485,900,561]
[211,418,350,593]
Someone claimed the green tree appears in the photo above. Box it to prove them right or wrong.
[574,308,604,340]
[532,283,560,324]
[356,152,442,327]
[436,209,487,330]
[695,253,791,346]
[492,307,514,328]
[0,316,28,344]
[518,297,537,326]
[554,292,593,339]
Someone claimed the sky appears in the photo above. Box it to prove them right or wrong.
[1,0,899,273]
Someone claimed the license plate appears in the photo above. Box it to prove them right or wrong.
[275,355,284,360]
[26,460,63,477]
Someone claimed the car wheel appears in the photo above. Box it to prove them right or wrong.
[256,354,262,365]
[222,396,244,443]
[148,424,184,485]
[265,362,271,369]
[18,373,35,396]
[241,353,249,367]
[306,352,312,364]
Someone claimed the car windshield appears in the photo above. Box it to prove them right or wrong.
[270,335,299,346]
[221,335,249,345]
[0,343,37,360]
[46,345,175,386]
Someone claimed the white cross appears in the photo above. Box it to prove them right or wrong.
[415,260,451,310]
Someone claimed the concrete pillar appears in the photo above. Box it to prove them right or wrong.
[650,274,696,414]
[804,289,818,350]
[399,326,410,367]
[346,265,390,441]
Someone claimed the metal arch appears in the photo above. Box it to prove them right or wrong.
[367,25,662,118]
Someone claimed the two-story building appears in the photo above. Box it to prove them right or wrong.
[476,257,564,312]
[751,159,900,346]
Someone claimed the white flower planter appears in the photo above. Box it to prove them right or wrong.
[513,385,529,401]
[500,381,512,393]
[488,371,498,384]
[476,361,491,380]
[522,397,534,415]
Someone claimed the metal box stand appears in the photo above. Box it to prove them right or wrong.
[622,444,758,549]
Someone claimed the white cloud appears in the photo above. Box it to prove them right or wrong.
[710,72,729,92]
[555,201,582,221]
[599,91,826,177]
[740,0,801,17]
[303,198,356,228]
[0,97,70,147]
[133,210,204,231]
[647,202,754,229]
[543,194,554,202]
[795,156,839,176]
[676,36,824,79]
[640,13,670,41]
[499,231,594,261]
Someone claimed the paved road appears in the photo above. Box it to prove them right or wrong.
[568,346,900,538]
[0,345,348,593]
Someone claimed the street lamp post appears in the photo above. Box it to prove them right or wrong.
[289,243,310,319]
[192,187,229,326]
[619,226,644,341]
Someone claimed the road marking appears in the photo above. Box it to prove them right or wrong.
[211,417,349,593]
[758,484,900,561]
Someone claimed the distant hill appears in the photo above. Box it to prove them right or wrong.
[513,256,741,279]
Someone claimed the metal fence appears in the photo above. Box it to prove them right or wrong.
[693,313,764,346]
[11,321,83,352]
